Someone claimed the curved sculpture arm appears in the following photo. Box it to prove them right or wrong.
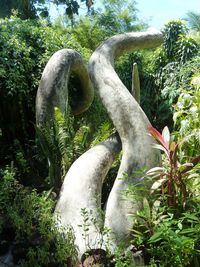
[89,30,163,142]
[89,30,163,249]
[55,133,121,259]
[97,29,163,60]
[36,49,94,127]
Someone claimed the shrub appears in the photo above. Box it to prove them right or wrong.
[128,127,200,266]
[0,166,78,266]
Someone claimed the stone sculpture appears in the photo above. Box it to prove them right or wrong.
[36,29,163,263]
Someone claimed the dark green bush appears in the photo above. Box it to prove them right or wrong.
[0,166,78,266]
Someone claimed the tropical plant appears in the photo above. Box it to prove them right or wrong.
[69,16,107,50]
[162,20,187,60]
[173,88,200,158]
[147,210,200,266]
[128,180,200,266]
[147,126,200,209]
[127,126,200,266]
[144,20,199,129]
[36,105,107,191]
[184,11,200,32]
[97,0,146,35]
[35,107,75,190]
[176,35,199,64]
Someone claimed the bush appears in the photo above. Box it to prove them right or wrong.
[0,166,78,266]
[128,127,200,266]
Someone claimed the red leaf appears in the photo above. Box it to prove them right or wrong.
[148,126,169,152]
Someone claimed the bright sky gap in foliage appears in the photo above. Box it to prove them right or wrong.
[137,0,200,29]
[49,0,200,30]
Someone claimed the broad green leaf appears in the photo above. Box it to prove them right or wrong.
[148,232,163,243]
[182,213,199,221]
[143,197,151,219]
[180,228,195,234]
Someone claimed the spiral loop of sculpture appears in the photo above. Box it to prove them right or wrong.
[36,30,163,260]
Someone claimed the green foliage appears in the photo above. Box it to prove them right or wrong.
[36,104,109,191]
[0,166,78,266]
[0,0,93,20]
[173,88,200,157]
[184,11,200,32]
[78,207,106,251]
[127,126,200,266]
[129,173,200,266]
[162,20,187,60]
[163,20,186,60]
[36,107,75,190]
[78,207,140,266]
[0,165,17,227]
[0,0,38,19]
[113,245,138,267]
[153,57,200,129]
[154,20,199,69]
[69,17,107,50]
[115,52,143,93]
[64,0,94,19]
[75,94,113,150]
[98,0,146,35]
[147,211,200,266]
[148,126,200,209]
[176,35,198,64]
[68,0,146,52]
[0,10,200,267]
[0,16,91,181]
[90,122,113,147]
[140,20,200,129]
[161,20,199,66]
